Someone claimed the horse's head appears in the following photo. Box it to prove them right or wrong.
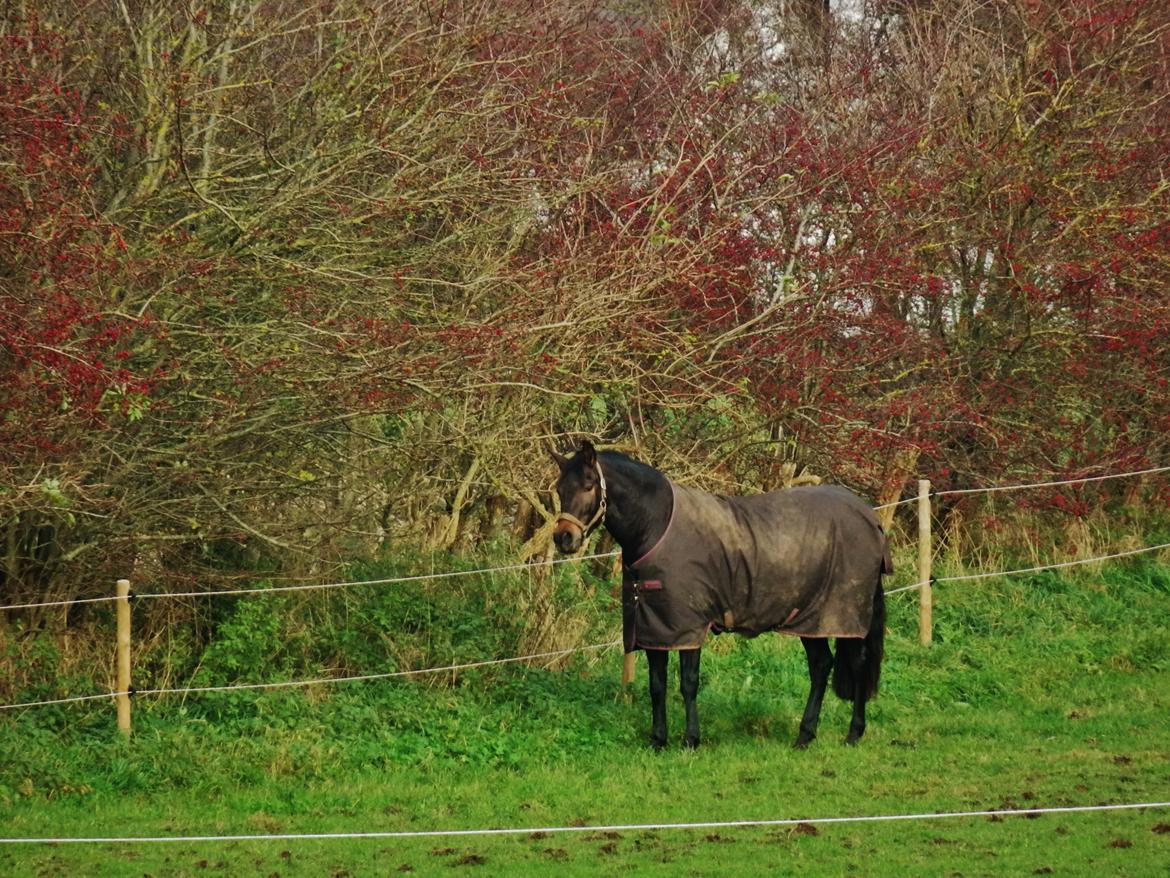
[550,439,607,554]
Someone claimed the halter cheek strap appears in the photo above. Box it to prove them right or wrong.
[556,462,607,536]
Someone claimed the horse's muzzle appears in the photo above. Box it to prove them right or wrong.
[553,521,582,554]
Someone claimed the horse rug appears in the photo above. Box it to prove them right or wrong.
[622,482,892,651]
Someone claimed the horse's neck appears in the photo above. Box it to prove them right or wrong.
[598,453,672,561]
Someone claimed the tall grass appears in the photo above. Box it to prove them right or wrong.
[0,546,617,708]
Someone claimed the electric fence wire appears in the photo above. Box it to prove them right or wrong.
[0,641,622,712]
[5,463,1168,613]
[2,800,1168,845]
[884,540,1170,595]
[0,551,622,612]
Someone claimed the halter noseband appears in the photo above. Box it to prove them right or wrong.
[556,461,607,537]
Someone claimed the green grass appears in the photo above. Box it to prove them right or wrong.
[3,558,1170,876]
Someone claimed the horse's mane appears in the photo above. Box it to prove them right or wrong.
[598,448,665,483]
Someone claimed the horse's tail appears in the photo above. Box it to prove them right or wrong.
[832,575,886,701]
[863,578,886,698]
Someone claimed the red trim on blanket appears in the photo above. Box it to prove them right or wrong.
[631,480,677,568]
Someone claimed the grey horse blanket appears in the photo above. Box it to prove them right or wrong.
[623,482,892,651]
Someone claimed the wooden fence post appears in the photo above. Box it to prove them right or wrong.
[917,480,932,646]
[614,552,637,688]
[116,579,132,736]
[622,652,636,686]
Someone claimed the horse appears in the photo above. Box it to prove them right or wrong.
[550,440,891,750]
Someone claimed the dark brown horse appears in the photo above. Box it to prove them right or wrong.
[551,440,891,749]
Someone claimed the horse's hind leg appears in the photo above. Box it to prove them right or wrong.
[647,648,669,750]
[836,638,869,745]
[795,637,833,749]
[680,648,701,749]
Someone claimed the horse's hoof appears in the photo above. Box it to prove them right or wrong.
[793,732,815,750]
[650,737,667,751]
[844,730,864,746]
[683,735,700,750]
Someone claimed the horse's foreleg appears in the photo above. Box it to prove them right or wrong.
[795,637,833,749]
[679,648,701,749]
[647,648,669,750]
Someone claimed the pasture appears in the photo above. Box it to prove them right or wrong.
[3,555,1170,876]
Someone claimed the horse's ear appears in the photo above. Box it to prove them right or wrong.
[578,439,596,467]
[548,442,569,471]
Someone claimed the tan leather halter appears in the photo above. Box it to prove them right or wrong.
[556,461,607,537]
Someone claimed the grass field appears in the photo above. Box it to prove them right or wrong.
[3,556,1170,876]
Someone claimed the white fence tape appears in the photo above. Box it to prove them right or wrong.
[1,800,1167,845]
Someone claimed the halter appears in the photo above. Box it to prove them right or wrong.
[556,460,608,537]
